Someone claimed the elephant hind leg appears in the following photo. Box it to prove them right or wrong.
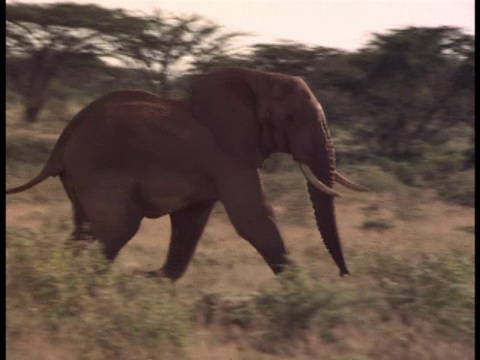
[60,172,94,240]
[80,189,143,260]
[161,200,216,280]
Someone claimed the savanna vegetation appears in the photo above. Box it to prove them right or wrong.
[6,3,474,359]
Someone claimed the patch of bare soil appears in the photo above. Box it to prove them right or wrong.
[7,331,75,360]
[6,202,52,230]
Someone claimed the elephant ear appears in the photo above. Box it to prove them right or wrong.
[189,68,275,168]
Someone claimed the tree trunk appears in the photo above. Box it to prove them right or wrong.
[23,49,57,123]
[24,105,42,123]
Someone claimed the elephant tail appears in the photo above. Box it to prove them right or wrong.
[6,156,63,195]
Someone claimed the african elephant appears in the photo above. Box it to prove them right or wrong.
[6,67,367,280]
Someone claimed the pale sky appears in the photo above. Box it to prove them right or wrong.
[8,0,475,51]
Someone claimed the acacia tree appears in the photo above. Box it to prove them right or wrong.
[6,3,144,122]
[118,11,246,95]
[7,3,245,120]
[247,43,334,76]
[351,26,474,160]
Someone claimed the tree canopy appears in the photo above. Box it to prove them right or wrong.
[7,3,146,122]
[351,27,474,160]
[6,3,475,193]
[117,11,245,94]
[6,2,243,121]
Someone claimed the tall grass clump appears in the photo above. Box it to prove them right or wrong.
[434,169,474,207]
[192,264,354,354]
[368,252,474,339]
[254,264,352,351]
[6,223,191,359]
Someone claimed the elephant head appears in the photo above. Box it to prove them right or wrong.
[189,67,367,276]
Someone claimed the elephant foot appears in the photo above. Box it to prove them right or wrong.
[67,238,97,257]
[71,222,95,240]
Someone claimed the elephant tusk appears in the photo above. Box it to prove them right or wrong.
[298,163,342,197]
[334,171,369,192]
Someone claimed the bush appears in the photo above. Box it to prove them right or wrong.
[364,152,474,207]
[456,225,475,234]
[392,161,422,186]
[368,252,474,338]
[7,223,191,359]
[6,135,54,166]
[78,275,191,359]
[346,164,400,192]
[361,219,395,232]
[194,292,255,328]
[434,169,474,207]
[254,264,351,349]
[192,264,354,353]
[420,148,467,181]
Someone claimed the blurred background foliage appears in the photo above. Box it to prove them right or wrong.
[6,2,474,205]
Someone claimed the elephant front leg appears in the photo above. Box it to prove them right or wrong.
[217,168,289,274]
[160,200,216,280]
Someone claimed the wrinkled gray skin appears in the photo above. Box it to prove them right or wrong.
[6,67,367,280]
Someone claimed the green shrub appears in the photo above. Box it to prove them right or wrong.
[361,219,394,232]
[392,161,423,186]
[456,225,475,234]
[254,264,351,349]
[194,292,255,328]
[77,275,191,359]
[6,136,54,165]
[191,264,353,353]
[434,169,474,207]
[368,252,474,338]
[348,164,400,192]
[8,232,109,323]
[420,149,466,181]
[7,223,191,359]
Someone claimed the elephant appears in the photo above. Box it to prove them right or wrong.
[6,67,368,280]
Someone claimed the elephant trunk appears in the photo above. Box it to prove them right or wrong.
[293,122,349,276]
[307,181,349,276]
